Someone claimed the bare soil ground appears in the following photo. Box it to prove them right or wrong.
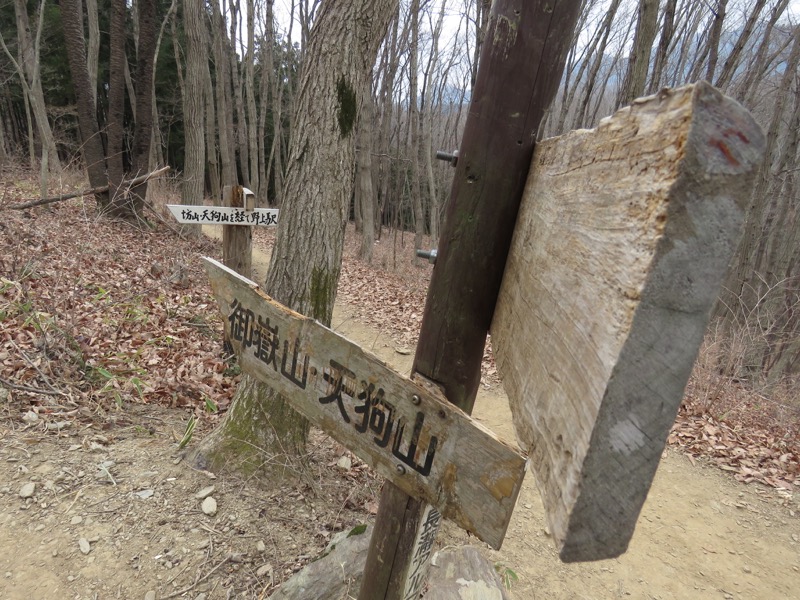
[1,178,798,599]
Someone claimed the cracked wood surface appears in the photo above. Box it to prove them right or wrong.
[492,82,765,562]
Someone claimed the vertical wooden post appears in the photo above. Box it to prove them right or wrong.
[358,2,582,599]
[222,184,252,278]
[222,185,252,354]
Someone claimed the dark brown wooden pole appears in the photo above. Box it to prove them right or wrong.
[358,2,582,598]
[222,185,252,278]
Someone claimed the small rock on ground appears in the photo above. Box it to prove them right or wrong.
[78,538,91,555]
[19,483,36,499]
[201,497,218,516]
[194,485,215,500]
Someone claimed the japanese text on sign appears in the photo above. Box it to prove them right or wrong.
[228,298,438,476]
[166,205,279,226]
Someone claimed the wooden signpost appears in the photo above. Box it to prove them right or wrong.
[203,258,526,549]
[198,3,765,598]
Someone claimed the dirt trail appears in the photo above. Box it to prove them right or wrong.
[0,228,797,600]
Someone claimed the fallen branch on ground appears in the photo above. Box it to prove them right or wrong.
[3,166,172,210]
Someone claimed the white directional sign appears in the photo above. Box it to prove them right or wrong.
[204,257,526,550]
[167,205,279,226]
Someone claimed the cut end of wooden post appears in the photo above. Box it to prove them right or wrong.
[492,82,765,562]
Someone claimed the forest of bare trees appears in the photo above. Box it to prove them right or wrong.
[0,0,797,416]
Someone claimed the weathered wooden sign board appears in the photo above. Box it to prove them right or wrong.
[167,204,278,226]
[491,82,765,562]
[204,258,526,549]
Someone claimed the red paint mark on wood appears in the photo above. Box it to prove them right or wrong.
[712,138,740,166]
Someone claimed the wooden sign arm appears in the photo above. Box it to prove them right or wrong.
[358,2,583,599]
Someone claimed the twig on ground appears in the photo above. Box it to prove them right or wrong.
[0,376,65,397]
[163,555,232,599]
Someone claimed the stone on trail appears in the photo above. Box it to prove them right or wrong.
[78,538,91,555]
[19,482,35,499]
[201,497,218,516]
[144,591,156,600]
[194,485,215,500]
[269,524,371,600]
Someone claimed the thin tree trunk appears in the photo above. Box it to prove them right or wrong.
[736,0,790,104]
[409,0,425,265]
[714,0,767,90]
[203,48,221,201]
[86,0,100,107]
[245,0,259,196]
[12,0,61,173]
[647,0,677,94]
[228,0,249,186]
[357,89,375,262]
[182,0,207,212]
[617,0,659,108]
[125,0,158,216]
[705,0,728,82]
[105,0,127,215]
[572,0,622,131]
[212,0,237,187]
[61,0,108,202]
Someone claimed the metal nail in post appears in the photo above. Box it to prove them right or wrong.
[416,249,438,264]
[435,149,459,167]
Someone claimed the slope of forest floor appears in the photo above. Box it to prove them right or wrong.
[0,172,798,599]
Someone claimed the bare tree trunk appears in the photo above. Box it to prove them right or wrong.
[245,0,259,196]
[182,0,207,211]
[572,0,622,131]
[357,88,375,262]
[190,0,399,478]
[264,0,285,205]
[212,0,237,187]
[86,0,100,106]
[228,0,250,186]
[12,0,61,173]
[705,0,728,82]
[617,0,659,108]
[647,0,677,94]
[736,0,790,104]
[422,0,446,242]
[409,0,425,265]
[148,0,178,174]
[714,0,767,90]
[105,0,127,216]
[125,0,158,215]
[60,0,107,198]
[203,47,221,201]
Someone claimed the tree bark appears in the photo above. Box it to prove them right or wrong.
[409,0,425,265]
[647,0,677,94]
[105,0,127,216]
[127,0,159,212]
[86,0,100,107]
[190,0,399,477]
[60,0,107,200]
[181,0,207,214]
[617,0,659,109]
[356,89,375,262]
[12,0,61,173]
[212,0,237,187]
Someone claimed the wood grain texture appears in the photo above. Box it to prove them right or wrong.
[491,82,765,562]
[204,258,526,549]
[222,185,252,279]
